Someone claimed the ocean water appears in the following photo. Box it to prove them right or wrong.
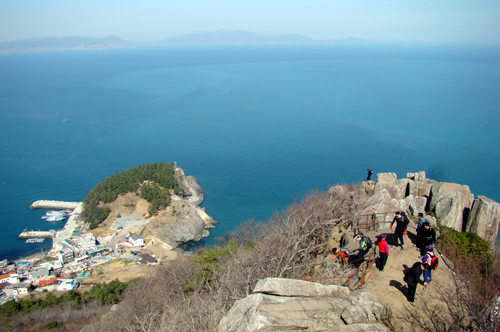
[1,44,499,260]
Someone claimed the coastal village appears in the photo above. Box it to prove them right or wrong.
[0,167,216,307]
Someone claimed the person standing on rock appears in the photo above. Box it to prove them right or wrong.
[404,262,429,303]
[367,169,374,181]
[375,234,389,271]
[391,212,409,249]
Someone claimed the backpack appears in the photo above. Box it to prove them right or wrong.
[431,256,438,270]
[363,236,373,249]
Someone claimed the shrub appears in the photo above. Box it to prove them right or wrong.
[45,321,61,329]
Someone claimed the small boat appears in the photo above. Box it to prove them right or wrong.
[25,238,44,243]
[46,210,67,217]
[46,215,65,222]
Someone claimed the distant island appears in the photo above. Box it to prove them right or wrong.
[0,34,131,53]
[0,30,390,53]
[156,29,317,45]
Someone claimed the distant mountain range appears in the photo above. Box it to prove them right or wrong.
[0,31,387,53]
[156,29,317,45]
[0,35,131,53]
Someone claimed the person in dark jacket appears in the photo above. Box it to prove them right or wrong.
[415,213,427,251]
[404,262,429,303]
[419,222,436,256]
[391,212,409,249]
[367,169,373,181]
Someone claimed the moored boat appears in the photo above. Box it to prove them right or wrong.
[46,215,65,222]
[25,238,45,243]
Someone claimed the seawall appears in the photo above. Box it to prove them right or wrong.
[29,200,82,210]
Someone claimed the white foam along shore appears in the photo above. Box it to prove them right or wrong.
[29,200,81,210]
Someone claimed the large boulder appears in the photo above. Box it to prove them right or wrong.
[253,277,350,299]
[360,188,406,230]
[374,173,400,198]
[407,179,435,198]
[429,182,474,231]
[218,278,390,332]
[466,196,500,247]
[405,195,427,217]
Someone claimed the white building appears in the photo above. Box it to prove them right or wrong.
[128,234,145,247]
[74,233,97,253]
[0,273,20,284]
[57,247,75,264]
[55,279,79,291]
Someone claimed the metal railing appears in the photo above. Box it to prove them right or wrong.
[304,249,377,291]
[303,210,410,291]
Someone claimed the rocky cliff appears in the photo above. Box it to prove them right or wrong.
[355,171,499,248]
[142,168,216,250]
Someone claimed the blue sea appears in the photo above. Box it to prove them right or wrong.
[1,44,499,261]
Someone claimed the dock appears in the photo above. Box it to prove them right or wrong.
[29,200,82,210]
[18,230,54,239]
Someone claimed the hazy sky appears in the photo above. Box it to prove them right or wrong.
[1,0,499,43]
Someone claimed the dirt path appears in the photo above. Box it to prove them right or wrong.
[360,226,454,330]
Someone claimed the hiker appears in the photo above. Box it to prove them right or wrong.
[348,196,356,210]
[330,247,350,265]
[367,169,373,181]
[404,262,429,303]
[353,234,372,263]
[421,245,439,283]
[390,212,409,249]
[415,213,427,250]
[419,222,436,256]
[375,233,389,271]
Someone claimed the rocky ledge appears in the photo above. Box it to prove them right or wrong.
[336,171,500,248]
[142,168,217,250]
[218,278,390,332]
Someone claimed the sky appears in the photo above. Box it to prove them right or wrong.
[1,0,499,43]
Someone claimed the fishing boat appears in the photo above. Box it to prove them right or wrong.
[25,238,45,243]
[46,210,67,217]
[46,215,65,222]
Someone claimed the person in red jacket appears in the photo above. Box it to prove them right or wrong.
[375,233,389,271]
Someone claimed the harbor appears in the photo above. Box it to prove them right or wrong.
[18,202,84,251]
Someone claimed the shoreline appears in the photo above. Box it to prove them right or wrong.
[11,202,83,263]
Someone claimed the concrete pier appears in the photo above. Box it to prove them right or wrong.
[29,200,81,210]
[18,230,54,239]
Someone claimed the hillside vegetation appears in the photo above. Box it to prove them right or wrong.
[82,162,180,228]
[89,185,368,331]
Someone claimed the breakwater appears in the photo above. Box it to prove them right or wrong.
[18,230,54,239]
[29,200,81,210]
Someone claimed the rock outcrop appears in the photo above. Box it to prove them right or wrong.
[143,168,216,250]
[356,171,498,248]
[218,278,390,332]
[466,196,500,247]
[429,182,474,231]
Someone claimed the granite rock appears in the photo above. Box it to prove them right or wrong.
[466,196,500,247]
[218,278,390,332]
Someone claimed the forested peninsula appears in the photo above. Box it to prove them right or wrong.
[82,162,180,229]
